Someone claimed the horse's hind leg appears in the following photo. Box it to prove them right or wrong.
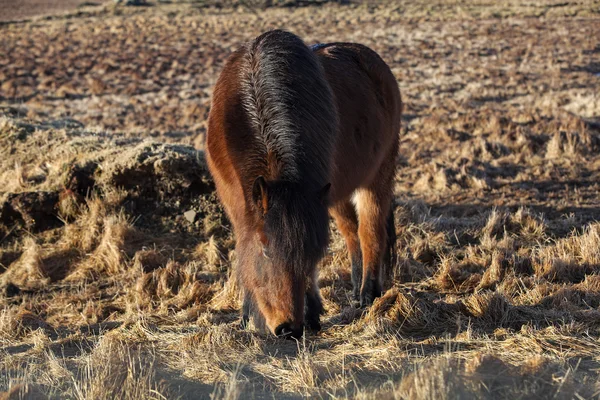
[331,201,362,302]
[384,206,397,281]
[355,172,394,307]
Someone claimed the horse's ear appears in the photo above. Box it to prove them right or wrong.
[317,183,331,205]
[252,176,269,216]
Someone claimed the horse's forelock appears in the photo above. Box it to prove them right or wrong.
[262,183,329,278]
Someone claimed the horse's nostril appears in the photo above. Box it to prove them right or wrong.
[275,323,293,337]
[274,323,303,339]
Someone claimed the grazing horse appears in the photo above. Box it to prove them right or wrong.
[206,30,401,338]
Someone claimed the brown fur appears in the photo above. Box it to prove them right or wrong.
[206,30,401,338]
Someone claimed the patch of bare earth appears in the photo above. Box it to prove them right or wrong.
[0,0,109,23]
[1,1,600,398]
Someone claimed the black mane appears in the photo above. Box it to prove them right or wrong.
[240,29,338,192]
[263,181,329,277]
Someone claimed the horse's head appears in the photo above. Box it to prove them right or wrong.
[245,176,330,338]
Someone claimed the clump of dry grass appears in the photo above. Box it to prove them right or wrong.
[464,292,514,327]
[132,249,168,273]
[361,352,593,400]
[0,307,53,343]
[208,266,241,313]
[545,115,599,160]
[479,207,547,247]
[134,260,213,312]
[0,237,82,290]
[69,336,171,400]
[533,223,600,283]
[395,357,475,400]
[435,256,486,292]
[393,203,453,282]
[171,324,263,384]
[65,213,142,281]
[60,197,108,253]
[211,366,243,400]
[477,251,510,290]
[4,237,48,288]
[357,288,461,338]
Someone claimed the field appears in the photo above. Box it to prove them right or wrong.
[0,0,109,22]
[1,0,600,398]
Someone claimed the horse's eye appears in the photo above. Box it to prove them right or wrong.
[262,245,271,259]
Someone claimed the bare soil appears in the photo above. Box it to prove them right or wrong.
[1,1,600,399]
[0,0,108,22]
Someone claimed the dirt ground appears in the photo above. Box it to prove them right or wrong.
[1,1,600,399]
[0,0,109,22]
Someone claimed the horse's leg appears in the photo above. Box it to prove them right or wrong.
[240,290,251,329]
[384,206,397,282]
[355,168,394,307]
[331,201,362,302]
[235,232,268,332]
[304,271,323,332]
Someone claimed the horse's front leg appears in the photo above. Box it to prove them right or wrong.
[304,272,324,332]
[240,290,251,329]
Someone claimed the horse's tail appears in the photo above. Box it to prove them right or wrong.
[385,205,397,282]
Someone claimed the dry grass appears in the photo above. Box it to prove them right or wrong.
[1,0,600,398]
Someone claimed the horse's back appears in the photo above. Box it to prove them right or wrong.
[313,43,401,203]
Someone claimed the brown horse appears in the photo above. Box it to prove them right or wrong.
[206,30,401,338]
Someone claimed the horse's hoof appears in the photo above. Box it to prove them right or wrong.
[359,279,381,308]
[359,294,374,308]
[352,286,362,308]
[305,318,321,333]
